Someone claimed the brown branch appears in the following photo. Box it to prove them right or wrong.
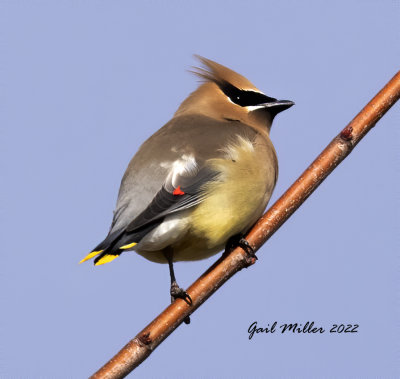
[90,70,400,379]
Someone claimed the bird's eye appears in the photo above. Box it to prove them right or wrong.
[219,81,277,107]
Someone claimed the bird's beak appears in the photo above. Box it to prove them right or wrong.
[261,99,295,112]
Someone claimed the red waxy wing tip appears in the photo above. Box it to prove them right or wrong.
[173,186,185,196]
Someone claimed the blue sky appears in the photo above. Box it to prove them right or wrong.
[1,1,399,378]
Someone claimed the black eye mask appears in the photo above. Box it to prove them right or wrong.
[219,81,277,107]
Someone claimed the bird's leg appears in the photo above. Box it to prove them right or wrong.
[167,260,193,305]
[224,234,258,264]
[164,249,192,324]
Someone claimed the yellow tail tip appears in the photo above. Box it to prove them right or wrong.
[119,242,137,250]
[94,254,118,266]
[79,250,103,264]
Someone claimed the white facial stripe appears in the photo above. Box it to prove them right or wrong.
[227,98,266,111]
[246,105,267,112]
[240,88,264,94]
[224,88,267,110]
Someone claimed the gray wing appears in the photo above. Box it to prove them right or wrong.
[88,114,260,263]
[90,161,220,263]
[125,166,219,232]
[109,113,259,235]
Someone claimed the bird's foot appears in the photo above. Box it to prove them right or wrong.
[170,281,192,304]
[224,235,258,266]
[170,281,192,324]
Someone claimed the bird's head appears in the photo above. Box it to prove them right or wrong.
[175,55,294,133]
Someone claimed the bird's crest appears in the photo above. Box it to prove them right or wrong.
[191,55,260,92]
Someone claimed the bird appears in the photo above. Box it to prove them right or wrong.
[80,56,294,321]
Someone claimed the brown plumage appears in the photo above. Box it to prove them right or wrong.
[80,56,294,312]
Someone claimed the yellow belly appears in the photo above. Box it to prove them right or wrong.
[136,134,277,263]
[189,135,276,251]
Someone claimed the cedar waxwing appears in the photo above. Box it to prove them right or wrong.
[80,56,294,320]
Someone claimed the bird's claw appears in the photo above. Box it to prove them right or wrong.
[170,281,192,324]
[170,281,193,305]
[237,238,257,260]
[224,235,257,267]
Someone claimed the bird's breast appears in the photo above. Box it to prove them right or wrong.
[188,134,277,252]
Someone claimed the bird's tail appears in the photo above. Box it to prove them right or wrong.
[79,229,126,265]
[79,223,157,266]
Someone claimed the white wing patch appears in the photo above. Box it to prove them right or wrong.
[167,154,198,188]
